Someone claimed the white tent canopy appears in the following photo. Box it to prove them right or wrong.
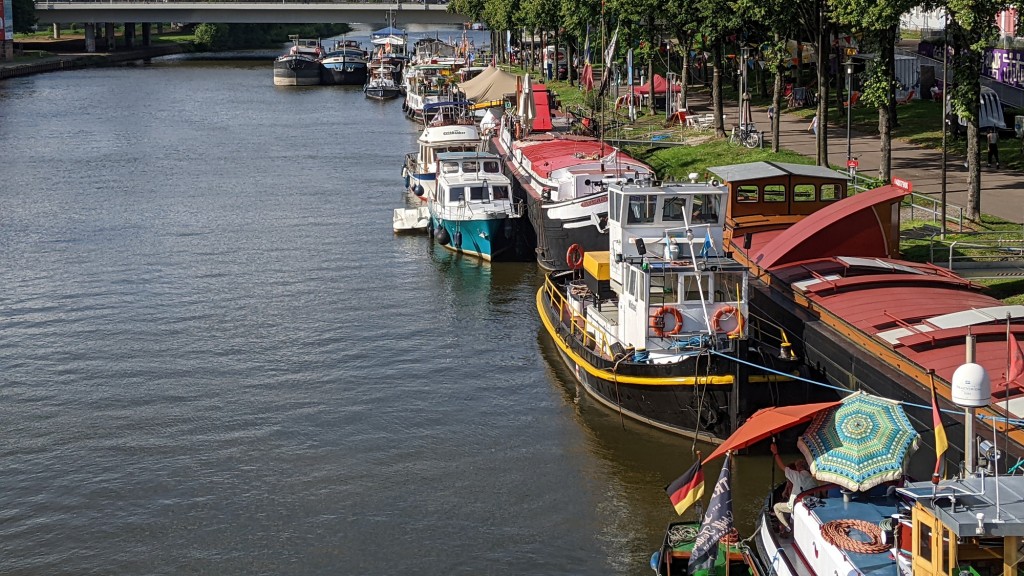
[459,68,519,103]
[371,35,406,46]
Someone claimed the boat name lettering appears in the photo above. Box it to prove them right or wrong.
[580,196,609,208]
[443,130,468,136]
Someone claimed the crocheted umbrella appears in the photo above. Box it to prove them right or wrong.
[797,392,920,492]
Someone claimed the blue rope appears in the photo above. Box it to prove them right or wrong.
[708,349,1024,428]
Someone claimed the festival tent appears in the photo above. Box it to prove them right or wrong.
[460,68,519,103]
[457,66,498,97]
[372,26,405,38]
[634,74,682,95]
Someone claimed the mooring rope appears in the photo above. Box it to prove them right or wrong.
[820,519,888,554]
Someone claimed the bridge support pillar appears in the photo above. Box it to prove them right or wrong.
[52,23,61,39]
[125,23,136,49]
[105,23,116,51]
[1,40,11,62]
[85,23,97,53]
[142,23,152,47]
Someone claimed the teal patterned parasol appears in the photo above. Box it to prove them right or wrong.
[797,392,920,492]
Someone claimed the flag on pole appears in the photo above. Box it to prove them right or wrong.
[1010,335,1024,385]
[583,25,591,64]
[699,230,715,258]
[604,25,619,71]
[689,454,733,576]
[665,461,704,515]
[581,62,595,91]
[931,376,948,476]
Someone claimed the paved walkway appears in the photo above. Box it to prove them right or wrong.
[684,91,1023,225]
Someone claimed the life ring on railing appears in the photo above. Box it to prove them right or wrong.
[566,244,585,270]
[650,306,684,337]
[712,305,743,338]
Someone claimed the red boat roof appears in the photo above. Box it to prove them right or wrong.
[753,184,908,269]
[772,255,1024,392]
[518,140,644,179]
[532,84,554,132]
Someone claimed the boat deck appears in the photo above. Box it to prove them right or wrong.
[808,491,898,575]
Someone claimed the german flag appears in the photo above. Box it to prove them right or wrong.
[931,377,948,476]
[665,461,704,515]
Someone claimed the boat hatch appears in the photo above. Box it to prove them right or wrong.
[877,304,1024,344]
[836,256,924,275]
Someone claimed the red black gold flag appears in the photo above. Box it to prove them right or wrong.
[665,461,704,515]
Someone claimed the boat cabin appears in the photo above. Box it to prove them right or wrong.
[708,161,848,250]
[435,152,513,206]
[585,181,748,354]
[899,476,1024,576]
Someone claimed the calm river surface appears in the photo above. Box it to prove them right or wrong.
[0,30,776,575]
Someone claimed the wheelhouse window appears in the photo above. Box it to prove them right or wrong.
[662,197,687,221]
[794,184,816,202]
[820,183,842,201]
[650,273,680,305]
[468,186,488,200]
[736,185,758,203]
[482,160,501,173]
[764,184,786,202]
[682,274,710,302]
[448,186,464,201]
[610,192,622,222]
[442,162,460,174]
[492,185,509,200]
[463,161,479,173]
[692,194,720,223]
[627,195,657,224]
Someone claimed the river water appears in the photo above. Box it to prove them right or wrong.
[0,28,778,575]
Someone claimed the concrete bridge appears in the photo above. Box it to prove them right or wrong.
[33,1,467,25]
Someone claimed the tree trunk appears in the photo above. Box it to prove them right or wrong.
[713,40,725,137]
[681,33,690,110]
[772,34,783,153]
[877,26,897,182]
[815,15,829,166]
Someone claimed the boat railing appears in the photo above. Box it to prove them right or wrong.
[542,275,616,357]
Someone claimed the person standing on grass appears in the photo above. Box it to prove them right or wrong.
[987,129,1000,168]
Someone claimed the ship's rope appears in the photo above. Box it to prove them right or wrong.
[820,519,888,554]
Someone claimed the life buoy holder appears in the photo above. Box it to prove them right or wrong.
[650,306,684,337]
[711,305,743,338]
[566,244,585,270]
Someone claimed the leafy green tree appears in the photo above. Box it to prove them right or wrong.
[945,0,1006,221]
[831,0,918,182]
[194,23,231,51]
[12,0,36,33]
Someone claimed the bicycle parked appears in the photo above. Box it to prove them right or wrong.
[730,122,760,148]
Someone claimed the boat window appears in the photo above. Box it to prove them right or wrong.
[469,186,488,200]
[794,184,816,202]
[764,184,786,202]
[610,192,621,222]
[626,267,638,299]
[449,186,464,202]
[649,273,679,305]
[627,195,657,224]
[463,161,479,172]
[691,194,720,223]
[662,197,687,221]
[736,185,758,203]
[491,185,509,199]
[917,521,932,562]
[482,161,501,173]
[442,162,460,174]
[820,183,841,201]
[681,274,710,302]
[714,272,744,302]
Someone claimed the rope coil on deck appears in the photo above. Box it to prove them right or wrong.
[821,519,888,554]
[667,525,699,546]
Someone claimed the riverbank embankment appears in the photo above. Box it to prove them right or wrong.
[0,43,190,80]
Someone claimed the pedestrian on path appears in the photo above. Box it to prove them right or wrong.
[807,113,818,136]
[987,129,1000,168]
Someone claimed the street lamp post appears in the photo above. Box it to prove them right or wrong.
[845,60,854,168]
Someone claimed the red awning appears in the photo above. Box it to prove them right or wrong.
[634,74,681,95]
[703,401,841,463]
[531,84,553,132]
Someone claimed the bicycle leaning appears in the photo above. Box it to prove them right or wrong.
[730,122,761,148]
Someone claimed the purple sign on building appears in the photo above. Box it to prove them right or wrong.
[985,49,1024,89]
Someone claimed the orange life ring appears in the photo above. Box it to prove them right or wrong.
[712,305,743,338]
[650,306,684,337]
[566,244,584,270]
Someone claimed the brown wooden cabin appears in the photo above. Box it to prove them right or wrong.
[707,162,849,259]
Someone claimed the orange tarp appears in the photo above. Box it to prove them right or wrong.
[703,401,841,463]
